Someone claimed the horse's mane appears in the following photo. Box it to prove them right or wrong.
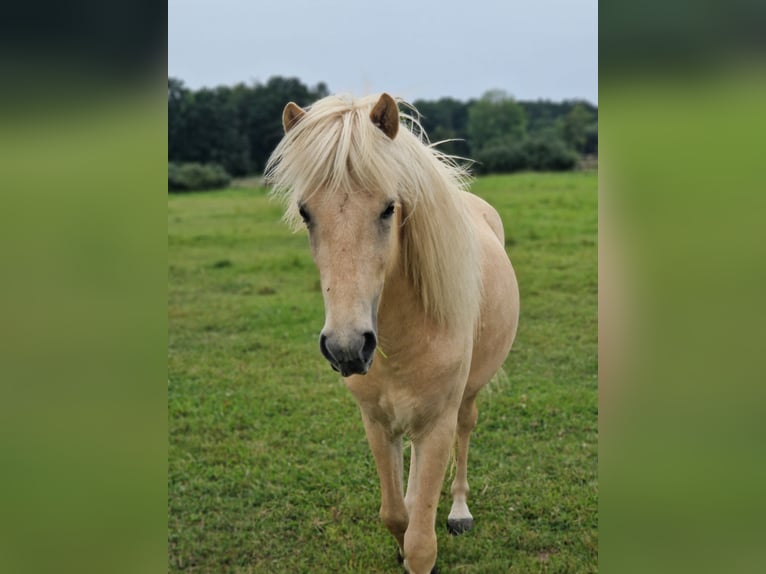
[265,94,482,334]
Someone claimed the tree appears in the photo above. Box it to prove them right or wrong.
[467,90,527,154]
[167,76,597,177]
[167,76,329,175]
[168,78,190,162]
[179,86,250,175]
[241,77,329,172]
[412,97,471,157]
[562,102,594,154]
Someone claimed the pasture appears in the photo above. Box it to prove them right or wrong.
[168,172,598,573]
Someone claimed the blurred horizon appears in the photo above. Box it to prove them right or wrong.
[168,72,599,106]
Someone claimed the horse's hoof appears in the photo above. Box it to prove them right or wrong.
[447,517,474,535]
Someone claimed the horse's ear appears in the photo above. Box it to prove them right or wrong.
[370,93,399,139]
[282,102,306,133]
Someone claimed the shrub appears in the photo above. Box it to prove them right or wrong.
[168,162,231,192]
[473,135,580,174]
[474,141,529,174]
[522,137,580,171]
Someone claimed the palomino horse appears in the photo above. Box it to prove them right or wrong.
[266,93,519,574]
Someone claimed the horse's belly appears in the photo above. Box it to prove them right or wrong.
[467,222,520,396]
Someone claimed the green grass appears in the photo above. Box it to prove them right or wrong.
[168,171,598,573]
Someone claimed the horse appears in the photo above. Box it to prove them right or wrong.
[265,93,519,574]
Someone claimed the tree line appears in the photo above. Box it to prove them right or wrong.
[168,76,597,188]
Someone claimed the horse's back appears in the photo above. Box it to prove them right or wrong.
[462,192,520,397]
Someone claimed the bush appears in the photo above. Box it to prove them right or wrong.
[473,136,579,174]
[474,141,529,174]
[168,163,231,192]
[523,137,580,171]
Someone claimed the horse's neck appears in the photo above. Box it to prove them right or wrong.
[377,257,430,352]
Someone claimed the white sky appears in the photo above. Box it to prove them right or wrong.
[169,0,597,104]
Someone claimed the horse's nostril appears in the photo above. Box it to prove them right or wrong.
[319,333,332,361]
[361,331,377,362]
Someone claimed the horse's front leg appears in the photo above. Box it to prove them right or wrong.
[360,412,408,554]
[403,415,457,574]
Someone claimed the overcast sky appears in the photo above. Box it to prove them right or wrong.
[169,0,597,104]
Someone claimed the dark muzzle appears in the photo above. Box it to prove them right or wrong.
[319,330,377,377]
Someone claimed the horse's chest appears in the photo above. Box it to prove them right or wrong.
[376,388,422,435]
[345,355,468,435]
[347,379,448,436]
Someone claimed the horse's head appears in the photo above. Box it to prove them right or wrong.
[280,94,402,376]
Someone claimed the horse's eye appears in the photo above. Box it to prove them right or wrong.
[298,205,311,225]
[380,202,395,221]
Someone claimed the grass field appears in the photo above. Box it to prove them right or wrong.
[168,172,598,573]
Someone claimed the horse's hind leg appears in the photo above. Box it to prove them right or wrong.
[447,395,478,535]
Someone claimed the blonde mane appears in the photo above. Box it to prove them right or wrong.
[265,94,482,334]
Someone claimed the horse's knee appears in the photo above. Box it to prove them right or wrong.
[380,506,408,537]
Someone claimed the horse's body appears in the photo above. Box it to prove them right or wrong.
[266,93,519,574]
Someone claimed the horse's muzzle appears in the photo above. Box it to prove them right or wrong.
[319,330,377,377]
